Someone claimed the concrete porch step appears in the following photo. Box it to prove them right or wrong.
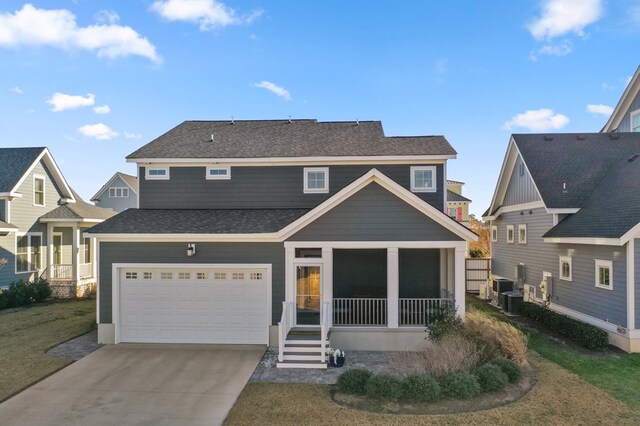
[282,353,323,361]
[283,345,328,352]
[276,360,328,369]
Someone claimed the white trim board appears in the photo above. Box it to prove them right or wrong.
[128,155,455,165]
[602,65,640,132]
[91,172,138,201]
[10,148,76,203]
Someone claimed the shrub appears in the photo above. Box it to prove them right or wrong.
[468,248,487,258]
[365,373,403,400]
[490,357,523,383]
[401,373,440,402]
[520,302,609,351]
[475,363,508,393]
[441,372,481,399]
[0,289,6,310]
[0,278,52,310]
[417,335,482,378]
[336,368,372,395]
[31,277,52,302]
[462,311,529,366]
[426,301,463,341]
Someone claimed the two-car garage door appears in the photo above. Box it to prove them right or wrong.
[117,265,270,344]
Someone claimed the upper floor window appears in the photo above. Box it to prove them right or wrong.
[594,259,613,290]
[304,167,329,194]
[506,225,514,243]
[410,166,436,192]
[632,109,640,132]
[109,187,129,198]
[145,167,169,180]
[16,233,42,273]
[206,166,231,180]
[518,224,527,244]
[33,175,45,207]
[559,256,572,281]
[491,226,497,242]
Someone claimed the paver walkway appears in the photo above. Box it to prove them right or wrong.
[46,330,102,361]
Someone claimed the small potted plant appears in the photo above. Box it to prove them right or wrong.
[327,348,346,367]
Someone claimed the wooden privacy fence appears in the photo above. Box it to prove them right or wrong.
[466,257,490,293]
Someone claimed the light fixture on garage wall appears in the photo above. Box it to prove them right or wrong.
[187,244,196,257]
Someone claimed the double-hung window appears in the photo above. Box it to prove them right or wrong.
[631,109,640,133]
[304,168,329,194]
[595,259,613,290]
[16,233,42,273]
[518,224,527,244]
[559,256,572,281]
[506,225,514,243]
[33,175,45,207]
[491,226,498,242]
[410,166,436,192]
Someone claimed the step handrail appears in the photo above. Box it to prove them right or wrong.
[320,301,330,363]
[278,301,292,362]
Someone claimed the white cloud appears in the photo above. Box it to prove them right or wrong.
[254,80,291,101]
[47,92,95,112]
[95,10,120,24]
[530,40,572,60]
[0,4,160,63]
[503,108,570,131]
[10,86,22,94]
[529,0,602,40]
[151,0,262,31]
[93,104,110,114]
[124,131,142,139]
[586,104,613,116]
[78,123,118,140]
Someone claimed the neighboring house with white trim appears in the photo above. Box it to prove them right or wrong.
[91,172,138,213]
[483,132,640,353]
[87,119,477,368]
[446,180,471,224]
[0,147,115,296]
[602,65,640,133]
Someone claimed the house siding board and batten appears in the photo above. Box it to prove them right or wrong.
[139,164,446,211]
[288,183,461,242]
[616,90,640,133]
[98,242,285,324]
[502,154,541,207]
[492,208,627,326]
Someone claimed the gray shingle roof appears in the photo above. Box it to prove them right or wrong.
[41,191,115,221]
[87,209,310,234]
[119,173,137,190]
[0,220,17,229]
[0,147,46,192]
[544,155,640,239]
[126,120,456,159]
[514,133,640,209]
[447,190,471,202]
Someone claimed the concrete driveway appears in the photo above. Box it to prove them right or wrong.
[0,344,264,426]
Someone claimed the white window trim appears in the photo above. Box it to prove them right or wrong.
[559,256,572,281]
[595,259,613,290]
[303,167,329,194]
[410,166,437,193]
[109,187,130,198]
[145,167,170,180]
[631,108,640,132]
[33,174,45,207]
[506,225,514,243]
[206,166,231,180]
[518,224,527,244]
[15,232,43,274]
[491,225,497,242]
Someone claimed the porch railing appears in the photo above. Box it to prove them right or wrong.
[333,298,387,326]
[278,301,293,362]
[79,263,92,279]
[51,264,73,280]
[399,298,454,326]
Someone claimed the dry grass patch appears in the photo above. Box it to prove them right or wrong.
[0,300,96,401]
[225,352,640,425]
[464,310,529,366]
[394,335,481,378]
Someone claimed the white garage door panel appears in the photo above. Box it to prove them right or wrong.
[118,266,269,344]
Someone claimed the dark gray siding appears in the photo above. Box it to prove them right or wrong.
[139,164,445,211]
[288,183,462,241]
[399,249,440,298]
[617,90,640,132]
[98,242,284,324]
[503,155,540,207]
[636,239,640,329]
[492,208,627,326]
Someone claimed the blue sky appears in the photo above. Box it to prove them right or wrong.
[0,0,638,216]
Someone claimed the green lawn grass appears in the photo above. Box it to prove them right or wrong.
[0,299,96,402]
[467,295,640,413]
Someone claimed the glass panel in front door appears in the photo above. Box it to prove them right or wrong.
[296,265,321,325]
[53,235,62,265]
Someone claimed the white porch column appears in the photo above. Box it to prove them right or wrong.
[285,246,295,326]
[322,247,333,327]
[627,239,635,330]
[91,237,98,279]
[47,223,54,281]
[454,246,466,320]
[72,225,80,282]
[387,247,399,328]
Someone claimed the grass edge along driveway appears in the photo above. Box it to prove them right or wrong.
[0,299,96,402]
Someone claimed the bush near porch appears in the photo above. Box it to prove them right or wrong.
[0,278,52,310]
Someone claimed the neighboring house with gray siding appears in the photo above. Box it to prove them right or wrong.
[603,65,640,133]
[0,147,114,296]
[87,119,477,368]
[484,132,640,353]
[91,172,137,212]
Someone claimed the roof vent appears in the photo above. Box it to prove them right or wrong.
[562,182,568,193]
[356,118,359,126]
[288,115,292,124]
[209,134,214,142]
[576,134,586,141]
[628,154,639,163]
[230,116,234,124]
[544,135,554,141]
[609,133,620,140]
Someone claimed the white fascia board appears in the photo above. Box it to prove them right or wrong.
[602,65,640,132]
[127,155,455,165]
[91,173,121,201]
[39,218,104,223]
[284,241,468,249]
[0,192,22,198]
[482,201,545,221]
[620,220,640,245]
[0,227,17,233]
[86,233,280,242]
[543,236,622,246]
[10,148,76,202]
[546,208,580,214]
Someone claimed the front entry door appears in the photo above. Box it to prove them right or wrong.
[295,265,321,325]
[53,234,62,265]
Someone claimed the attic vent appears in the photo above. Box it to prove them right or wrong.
[544,135,554,141]
[628,154,639,163]
[576,135,586,141]
[609,134,620,140]
[209,134,214,142]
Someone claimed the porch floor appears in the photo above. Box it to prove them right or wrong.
[251,349,403,384]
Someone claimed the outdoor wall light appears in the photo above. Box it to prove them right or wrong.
[186,244,196,257]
